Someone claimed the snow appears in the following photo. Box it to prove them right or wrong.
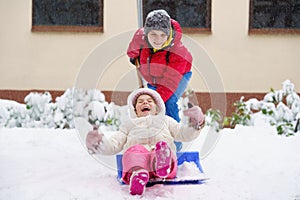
[1,125,300,199]
[0,80,300,199]
[176,162,205,180]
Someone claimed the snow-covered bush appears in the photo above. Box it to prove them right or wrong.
[1,80,299,136]
[24,91,56,128]
[229,80,300,136]
[204,80,299,136]
[205,109,223,132]
[0,88,120,129]
[224,96,252,128]
[0,100,31,128]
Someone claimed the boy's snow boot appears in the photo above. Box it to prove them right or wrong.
[129,169,149,195]
[155,141,172,178]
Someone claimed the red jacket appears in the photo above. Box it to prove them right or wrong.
[127,19,192,102]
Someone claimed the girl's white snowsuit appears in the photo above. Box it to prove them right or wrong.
[94,88,202,183]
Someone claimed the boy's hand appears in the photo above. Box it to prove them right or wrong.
[129,58,137,65]
[183,105,205,129]
[86,127,104,154]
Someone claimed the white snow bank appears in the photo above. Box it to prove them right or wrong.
[1,126,300,199]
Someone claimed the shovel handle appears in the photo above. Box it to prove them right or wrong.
[135,59,144,88]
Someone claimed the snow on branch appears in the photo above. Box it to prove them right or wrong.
[0,88,121,129]
[233,80,300,136]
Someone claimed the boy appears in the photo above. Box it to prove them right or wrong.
[127,9,193,151]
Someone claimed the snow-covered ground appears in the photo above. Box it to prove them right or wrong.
[1,124,300,200]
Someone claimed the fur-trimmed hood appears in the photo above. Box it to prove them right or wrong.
[127,88,165,118]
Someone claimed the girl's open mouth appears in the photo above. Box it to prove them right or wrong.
[142,107,150,112]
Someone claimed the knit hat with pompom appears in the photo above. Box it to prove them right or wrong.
[144,9,171,36]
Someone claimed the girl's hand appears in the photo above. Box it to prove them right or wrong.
[86,127,104,154]
[183,105,205,130]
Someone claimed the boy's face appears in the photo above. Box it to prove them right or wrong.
[147,30,168,49]
[135,94,158,117]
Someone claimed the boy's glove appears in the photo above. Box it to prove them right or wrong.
[129,58,136,65]
[86,126,104,154]
[183,104,205,130]
[130,57,141,67]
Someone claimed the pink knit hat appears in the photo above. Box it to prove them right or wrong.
[127,88,166,118]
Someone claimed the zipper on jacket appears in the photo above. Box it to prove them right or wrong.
[147,55,156,85]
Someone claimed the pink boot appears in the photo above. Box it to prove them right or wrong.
[155,141,172,178]
[129,169,149,195]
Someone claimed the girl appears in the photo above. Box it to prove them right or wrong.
[86,88,204,196]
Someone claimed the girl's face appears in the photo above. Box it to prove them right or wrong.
[147,30,168,49]
[135,94,158,117]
